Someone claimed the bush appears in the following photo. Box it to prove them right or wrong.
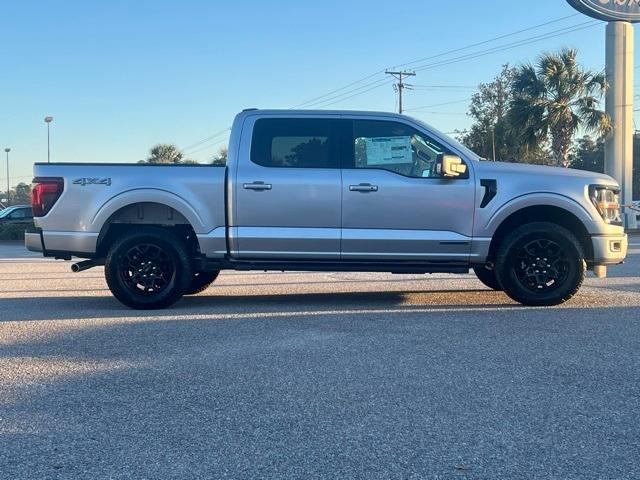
[0,223,29,241]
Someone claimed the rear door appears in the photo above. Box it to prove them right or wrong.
[340,118,475,262]
[233,116,342,260]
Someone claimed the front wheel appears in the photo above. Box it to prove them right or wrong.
[105,227,193,310]
[472,266,502,291]
[184,271,220,295]
[495,222,585,306]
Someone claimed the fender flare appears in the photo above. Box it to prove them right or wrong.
[91,188,206,234]
[482,192,598,235]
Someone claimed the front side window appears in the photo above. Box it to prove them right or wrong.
[353,120,452,178]
[251,118,337,168]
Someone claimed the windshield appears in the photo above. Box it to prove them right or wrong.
[407,117,481,161]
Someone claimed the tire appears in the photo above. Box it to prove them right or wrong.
[495,222,585,306]
[184,271,220,295]
[104,227,193,310]
[473,266,503,291]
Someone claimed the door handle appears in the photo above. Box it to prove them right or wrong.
[243,182,272,191]
[349,183,378,193]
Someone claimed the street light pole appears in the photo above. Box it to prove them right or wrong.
[4,148,10,206]
[44,116,53,163]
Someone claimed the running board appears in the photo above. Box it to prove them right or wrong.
[201,259,470,275]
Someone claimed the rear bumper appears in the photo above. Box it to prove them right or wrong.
[25,229,98,258]
[591,233,628,265]
[25,231,44,253]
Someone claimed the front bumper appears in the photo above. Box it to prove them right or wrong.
[591,233,628,265]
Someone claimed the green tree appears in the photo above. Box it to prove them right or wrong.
[145,144,184,164]
[570,136,604,173]
[211,147,228,166]
[570,134,640,199]
[12,183,31,204]
[509,48,610,168]
[459,65,550,164]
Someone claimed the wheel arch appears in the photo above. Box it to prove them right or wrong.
[94,193,204,257]
[486,205,594,263]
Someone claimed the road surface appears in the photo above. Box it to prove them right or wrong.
[1,238,639,479]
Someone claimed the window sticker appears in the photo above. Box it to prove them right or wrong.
[363,136,413,165]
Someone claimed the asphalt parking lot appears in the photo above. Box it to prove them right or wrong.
[1,238,639,479]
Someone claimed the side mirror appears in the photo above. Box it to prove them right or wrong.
[437,154,467,178]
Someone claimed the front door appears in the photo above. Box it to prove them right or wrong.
[234,116,342,260]
[341,119,475,262]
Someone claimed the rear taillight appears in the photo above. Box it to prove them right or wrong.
[32,177,64,217]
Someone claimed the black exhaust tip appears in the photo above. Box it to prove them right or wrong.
[71,260,100,273]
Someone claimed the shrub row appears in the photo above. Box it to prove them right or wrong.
[0,224,29,241]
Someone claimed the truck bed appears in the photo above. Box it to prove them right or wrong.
[30,162,227,257]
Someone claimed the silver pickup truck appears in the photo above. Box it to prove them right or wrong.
[27,109,628,309]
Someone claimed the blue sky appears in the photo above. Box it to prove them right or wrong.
[0,0,635,184]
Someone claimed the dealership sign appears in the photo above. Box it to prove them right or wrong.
[567,0,640,22]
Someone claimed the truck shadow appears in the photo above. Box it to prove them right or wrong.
[0,288,515,322]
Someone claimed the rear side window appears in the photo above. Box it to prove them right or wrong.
[250,118,338,168]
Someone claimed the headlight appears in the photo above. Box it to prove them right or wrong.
[589,185,622,226]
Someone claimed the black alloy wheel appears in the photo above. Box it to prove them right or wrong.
[514,239,569,293]
[119,243,175,296]
[105,227,193,310]
[495,222,585,306]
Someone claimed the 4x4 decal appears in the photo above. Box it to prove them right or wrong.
[72,177,112,186]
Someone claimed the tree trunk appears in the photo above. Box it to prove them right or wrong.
[550,123,573,168]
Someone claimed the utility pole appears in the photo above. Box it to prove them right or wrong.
[4,148,10,206]
[492,127,497,162]
[385,70,415,114]
[44,116,53,163]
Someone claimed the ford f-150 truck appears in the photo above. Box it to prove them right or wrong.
[26,109,628,309]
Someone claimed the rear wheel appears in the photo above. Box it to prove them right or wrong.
[495,222,585,306]
[472,266,502,291]
[105,227,193,310]
[184,271,220,295]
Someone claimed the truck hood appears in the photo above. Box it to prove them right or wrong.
[474,160,618,186]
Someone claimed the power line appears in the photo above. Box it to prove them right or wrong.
[411,112,468,116]
[390,13,581,70]
[291,13,582,110]
[297,20,600,110]
[301,77,391,109]
[181,127,230,154]
[408,85,476,89]
[181,15,599,149]
[291,70,386,109]
[186,137,229,157]
[411,21,600,73]
[405,98,473,112]
[314,80,394,109]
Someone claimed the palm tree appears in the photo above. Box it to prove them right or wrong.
[509,48,611,168]
[145,144,184,164]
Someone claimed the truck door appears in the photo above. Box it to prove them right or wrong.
[340,119,475,262]
[233,116,342,260]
